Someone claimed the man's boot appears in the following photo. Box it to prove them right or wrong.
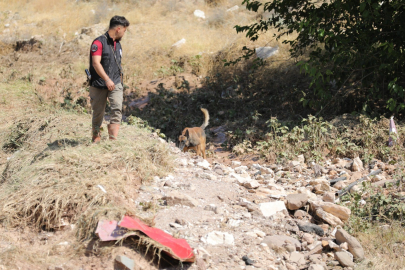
[92,126,101,143]
[107,123,120,140]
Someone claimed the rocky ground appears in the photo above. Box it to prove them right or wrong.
[122,137,396,270]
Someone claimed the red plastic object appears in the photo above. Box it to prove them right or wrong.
[119,215,195,262]
[95,220,128,241]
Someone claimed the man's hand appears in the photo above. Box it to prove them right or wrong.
[106,79,115,91]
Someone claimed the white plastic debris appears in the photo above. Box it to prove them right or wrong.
[227,5,239,12]
[97,185,107,193]
[193,10,205,19]
[255,46,279,59]
[172,38,186,48]
[388,116,398,146]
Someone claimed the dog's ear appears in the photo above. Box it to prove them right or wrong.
[185,129,190,138]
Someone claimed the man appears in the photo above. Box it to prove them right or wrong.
[89,15,129,143]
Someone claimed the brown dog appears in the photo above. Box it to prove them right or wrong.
[178,108,209,159]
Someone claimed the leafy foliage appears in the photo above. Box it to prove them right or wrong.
[236,0,405,115]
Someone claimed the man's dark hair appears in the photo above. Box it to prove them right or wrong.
[109,16,130,29]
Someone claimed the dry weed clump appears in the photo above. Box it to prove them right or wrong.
[355,222,405,270]
[0,109,174,239]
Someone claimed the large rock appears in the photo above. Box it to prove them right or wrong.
[259,201,287,217]
[163,191,199,207]
[286,194,308,210]
[202,231,234,245]
[335,229,365,260]
[262,235,301,251]
[315,208,343,227]
[321,202,351,221]
[334,251,354,267]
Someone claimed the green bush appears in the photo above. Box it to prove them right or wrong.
[236,0,405,115]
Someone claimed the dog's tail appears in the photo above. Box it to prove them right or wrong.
[200,108,209,130]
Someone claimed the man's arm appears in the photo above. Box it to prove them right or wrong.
[92,55,115,91]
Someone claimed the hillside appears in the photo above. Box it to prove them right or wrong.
[0,1,405,270]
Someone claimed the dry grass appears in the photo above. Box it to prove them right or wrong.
[0,0,293,83]
[356,222,405,270]
[0,80,174,241]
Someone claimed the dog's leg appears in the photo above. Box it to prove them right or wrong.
[196,145,201,157]
[202,138,206,159]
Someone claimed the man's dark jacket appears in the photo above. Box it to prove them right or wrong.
[89,32,122,88]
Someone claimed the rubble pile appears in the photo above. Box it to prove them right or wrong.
[134,145,397,269]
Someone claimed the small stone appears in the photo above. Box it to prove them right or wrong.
[231,161,242,167]
[334,251,354,267]
[302,233,314,244]
[163,191,199,207]
[289,251,306,265]
[294,209,310,219]
[286,193,308,210]
[242,255,255,265]
[322,192,335,203]
[199,172,217,180]
[262,235,301,251]
[175,218,186,225]
[244,180,260,189]
[340,242,348,251]
[169,222,183,229]
[284,243,296,253]
[260,167,275,176]
[254,229,266,238]
[334,181,347,190]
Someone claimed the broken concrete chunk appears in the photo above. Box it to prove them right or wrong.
[202,231,234,245]
[286,193,308,210]
[256,46,279,59]
[259,201,287,217]
[115,255,135,270]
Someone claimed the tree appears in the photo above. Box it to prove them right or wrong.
[236,0,405,115]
